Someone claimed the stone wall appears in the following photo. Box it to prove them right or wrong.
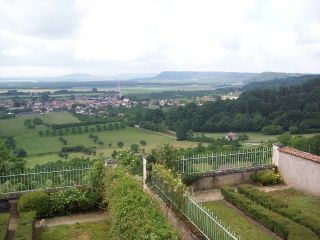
[191,166,274,191]
[273,144,320,196]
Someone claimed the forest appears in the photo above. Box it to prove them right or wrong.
[127,77,320,135]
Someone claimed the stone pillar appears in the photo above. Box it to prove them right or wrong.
[272,143,283,166]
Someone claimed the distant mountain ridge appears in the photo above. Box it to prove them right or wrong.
[243,74,319,90]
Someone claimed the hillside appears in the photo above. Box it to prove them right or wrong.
[243,74,318,90]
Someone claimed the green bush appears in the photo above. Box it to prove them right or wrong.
[104,167,179,240]
[0,213,10,240]
[252,169,282,185]
[238,185,320,236]
[262,124,285,135]
[18,191,51,217]
[50,188,97,216]
[237,185,288,209]
[221,187,317,240]
[15,211,36,240]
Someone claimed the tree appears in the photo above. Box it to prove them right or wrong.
[5,137,16,149]
[176,121,189,141]
[140,140,147,146]
[0,145,25,172]
[261,125,284,135]
[15,148,28,158]
[38,131,44,137]
[277,133,292,145]
[117,141,124,148]
[130,144,139,153]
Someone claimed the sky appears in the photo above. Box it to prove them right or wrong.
[0,0,320,77]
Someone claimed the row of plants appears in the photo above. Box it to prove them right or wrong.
[38,122,125,137]
[221,186,318,240]
[237,185,320,236]
[15,211,36,240]
[104,167,179,240]
[49,117,121,129]
[0,213,10,240]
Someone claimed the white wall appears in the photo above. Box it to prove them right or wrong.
[273,145,320,196]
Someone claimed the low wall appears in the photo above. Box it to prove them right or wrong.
[273,144,320,196]
[191,166,274,191]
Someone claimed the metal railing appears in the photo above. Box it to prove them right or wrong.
[0,166,91,195]
[177,148,272,174]
[151,174,240,240]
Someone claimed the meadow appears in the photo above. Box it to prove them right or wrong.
[201,131,318,144]
[0,112,197,168]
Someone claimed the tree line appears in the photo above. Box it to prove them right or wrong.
[127,78,320,138]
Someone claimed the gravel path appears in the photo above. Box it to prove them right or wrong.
[191,189,224,202]
[35,210,106,228]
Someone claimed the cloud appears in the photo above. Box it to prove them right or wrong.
[0,0,319,77]
[0,0,81,38]
[1,47,31,57]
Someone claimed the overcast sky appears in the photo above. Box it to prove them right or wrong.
[0,0,320,77]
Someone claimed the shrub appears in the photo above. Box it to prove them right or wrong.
[251,169,282,185]
[0,213,10,240]
[221,187,317,240]
[115,148,143,175]
[104,167,179,240]
[237,185,287,209]
[262,125,284,135]
[18,191,51,217]
[50,188,96,216]
[15,211,36,240]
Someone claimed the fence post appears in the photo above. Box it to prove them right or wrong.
[143,156,147,191]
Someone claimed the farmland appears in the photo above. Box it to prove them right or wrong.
[0,112,197,168]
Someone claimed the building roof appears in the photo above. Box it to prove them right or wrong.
[279,147,320,164]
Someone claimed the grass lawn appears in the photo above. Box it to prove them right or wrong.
[36,220,110,240]
[268,188,320,220]
[203,201,277,240]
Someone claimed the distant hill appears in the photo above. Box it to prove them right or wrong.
[243,74,319,90]
[245,72,302,83]
[153,71,256,82]
[151,71,303,84]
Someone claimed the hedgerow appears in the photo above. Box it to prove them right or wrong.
[104,167,179,240]
[221,187,318,240]
[18,191,51,217]
[237,184,287,209]
[15,211,36,240]
[237,185,320,236]
[0,213,10,240]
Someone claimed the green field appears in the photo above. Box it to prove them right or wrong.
[203,201,277,240]
[36,220,110,240]
[0,112,197,168]
[201,131,318,144]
